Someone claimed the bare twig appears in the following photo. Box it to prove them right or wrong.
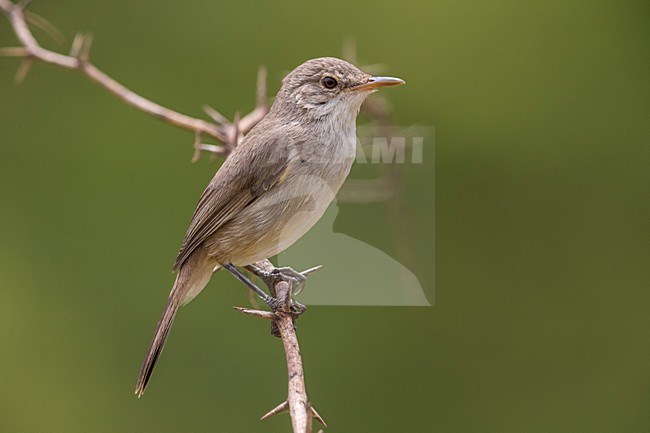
[275,289,313,432]
[0,0,270,151]
[236,259,326,433]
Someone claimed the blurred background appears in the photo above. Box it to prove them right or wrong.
[0,0,648,431]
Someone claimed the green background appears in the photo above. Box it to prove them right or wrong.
[1,0,648,431]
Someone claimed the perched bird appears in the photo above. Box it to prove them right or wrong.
[135,57,404,396]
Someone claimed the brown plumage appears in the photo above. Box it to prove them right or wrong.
[135,57,404,397]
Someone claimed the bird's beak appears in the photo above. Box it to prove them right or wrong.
[350,76,405,92]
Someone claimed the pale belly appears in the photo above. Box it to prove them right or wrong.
[208,159,353,266]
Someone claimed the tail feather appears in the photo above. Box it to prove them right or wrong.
[135,248,214,397]
[135,293,181,397]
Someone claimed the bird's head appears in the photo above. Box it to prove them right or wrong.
[271,57,404,121]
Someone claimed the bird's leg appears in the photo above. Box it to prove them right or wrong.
[224,262,308,315]
[223,262,274,306]
[230,262,312,337]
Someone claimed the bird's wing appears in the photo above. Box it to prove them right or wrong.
[173,129,291,270]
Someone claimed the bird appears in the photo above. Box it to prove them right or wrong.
[135,57,404,397]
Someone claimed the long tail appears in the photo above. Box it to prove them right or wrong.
[135,283,182,397]
[135,249,214,397]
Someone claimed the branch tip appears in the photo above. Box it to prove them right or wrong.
[233,306,275,319]
[70,32,85,58]
[191,131,202,163]
[310,404,327,427]
[202,104,229,125]
[25,10,65,45]
[260,400,289,420]
[301,265,323,276]
[228,111,242,149]
[0,46,29,57]
[79,32,93,64]
[14,57,33,84]
[191,131,227,162]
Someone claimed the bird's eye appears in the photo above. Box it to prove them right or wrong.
[322,76,338,89]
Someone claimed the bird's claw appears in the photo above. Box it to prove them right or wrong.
[272,266,307,295]
[252,265,313,296]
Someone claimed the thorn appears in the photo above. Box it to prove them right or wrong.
[191,131,202,163]
[0,47,29,57]
[79,32,93,64]
[192,142,227,163]
[232,111,241,147]
[14,58,33,84]
[310,404,327,427]
[256,65,267,108]
[191,131,226,161]
[202,104,229,125]
[233,306,274,320]
[204,144,226,158]
[300,265,323,277]
[70,32,85,58]
[260,400,289,420]
[25,11,66,46]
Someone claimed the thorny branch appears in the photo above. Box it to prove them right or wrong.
[0,0,268,154]
[236,259,326,433]
[0,3,403,432]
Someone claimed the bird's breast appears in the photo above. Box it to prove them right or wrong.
[218,130,357,265]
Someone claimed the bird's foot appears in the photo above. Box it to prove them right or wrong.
[269,267,307,295]
[247,264,322,296]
